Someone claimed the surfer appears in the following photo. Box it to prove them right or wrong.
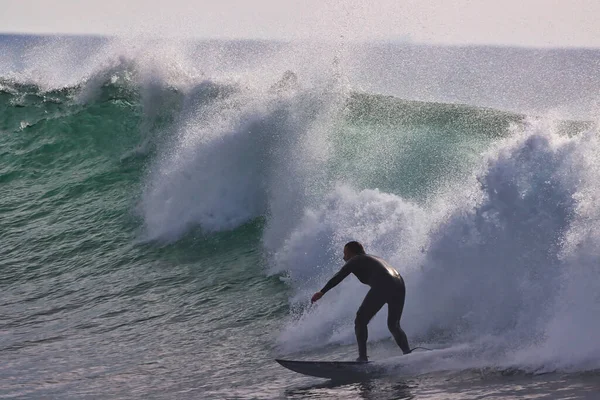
[311,241,411,362]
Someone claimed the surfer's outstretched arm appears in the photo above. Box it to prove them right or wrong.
[320,263,353,294]
[311,260,356,303]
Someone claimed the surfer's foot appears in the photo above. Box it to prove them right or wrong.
[356,356,368,363]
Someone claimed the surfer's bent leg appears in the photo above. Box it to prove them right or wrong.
[355,289,385,361]
[387,284,411,354]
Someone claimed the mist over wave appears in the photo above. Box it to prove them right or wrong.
[3,34,600,115]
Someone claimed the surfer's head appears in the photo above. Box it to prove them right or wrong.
[343,241,365,261]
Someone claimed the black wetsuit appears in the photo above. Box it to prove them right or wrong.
[320,254,410,360]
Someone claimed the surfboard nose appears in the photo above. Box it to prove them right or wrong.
[275,359,378,380]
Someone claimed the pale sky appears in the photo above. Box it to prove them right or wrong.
[2,0,600,48]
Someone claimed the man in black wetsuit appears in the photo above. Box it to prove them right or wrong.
[311,241,411,362]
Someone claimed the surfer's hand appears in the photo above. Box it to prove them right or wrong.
[311,291,323,303]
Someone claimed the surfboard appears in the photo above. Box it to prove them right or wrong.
[275,359,385,380]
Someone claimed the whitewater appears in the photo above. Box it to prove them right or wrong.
[1,34,600,399]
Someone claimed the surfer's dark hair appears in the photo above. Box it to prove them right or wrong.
[344,241,366,255]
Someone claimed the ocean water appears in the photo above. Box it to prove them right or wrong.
[1,35,600,399]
